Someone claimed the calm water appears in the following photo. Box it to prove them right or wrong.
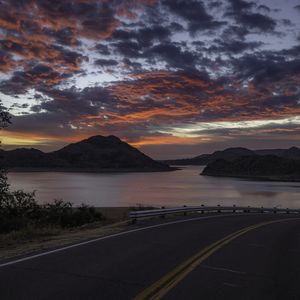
[7,166,300,208]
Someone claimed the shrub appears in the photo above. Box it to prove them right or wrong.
[0,177,103,233]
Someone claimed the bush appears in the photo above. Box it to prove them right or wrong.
[0,175,103,233]
[38,200,103,228]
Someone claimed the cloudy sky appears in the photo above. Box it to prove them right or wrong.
[1,0,300,159]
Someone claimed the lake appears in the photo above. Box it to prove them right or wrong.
[7,166,300,208]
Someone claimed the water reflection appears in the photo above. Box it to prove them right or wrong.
[238,191,279,198]
[7,166,300,208]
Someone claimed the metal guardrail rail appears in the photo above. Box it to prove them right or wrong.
[128,205,300,221]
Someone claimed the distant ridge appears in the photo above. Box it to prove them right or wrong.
[0,135,173,172]
[163,147,300,165]
[201,155,300,182]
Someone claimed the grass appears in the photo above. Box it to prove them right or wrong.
[0,207,131,260]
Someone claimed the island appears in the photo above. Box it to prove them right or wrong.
[201,155,300,182]
[0,135,174,172]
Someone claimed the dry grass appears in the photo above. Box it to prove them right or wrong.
[0,207,131,260]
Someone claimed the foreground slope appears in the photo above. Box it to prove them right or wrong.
[1,214,300,300]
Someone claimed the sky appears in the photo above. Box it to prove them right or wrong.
[0,0,300,159]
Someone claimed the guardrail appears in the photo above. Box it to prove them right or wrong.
[128,205,300,222]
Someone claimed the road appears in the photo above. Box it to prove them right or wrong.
[1,213,300,300]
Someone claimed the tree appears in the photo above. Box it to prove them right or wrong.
[0,104,39,233]
[0,101,10,129]
[0,102,10,192]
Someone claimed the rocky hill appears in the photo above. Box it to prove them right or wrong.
[201,155,300,181]
[0,135,173,172]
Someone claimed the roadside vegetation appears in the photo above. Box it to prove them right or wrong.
[0,178,104,234]
[0,104,132,260]
[0,103,104,238]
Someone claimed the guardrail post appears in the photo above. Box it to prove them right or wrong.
[161,206,166,218]
[286,208,289,214]
[201,204,204,214]
[183,205,187,216]
[233,205,236,213]
[244,206,250,213]
[261,206,264,213]
[217,204,221,213]
[273,207,277,214]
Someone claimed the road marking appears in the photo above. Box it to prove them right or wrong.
[201,265,246,275]
[0,213,252,268]
[223,282,239,288]
[133,218,299,300]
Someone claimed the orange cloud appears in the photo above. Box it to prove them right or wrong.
[129,135,212,147]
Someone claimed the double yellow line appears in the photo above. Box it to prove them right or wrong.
[133,217,299,300]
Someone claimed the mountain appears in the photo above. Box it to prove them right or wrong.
[281,147,300,160]
[164,147,300,165]
[201,155,300,182]
[0,135,173,172]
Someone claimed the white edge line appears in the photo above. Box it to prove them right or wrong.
[0,213,263,268]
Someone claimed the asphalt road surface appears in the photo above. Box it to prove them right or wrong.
[1,213,300,300]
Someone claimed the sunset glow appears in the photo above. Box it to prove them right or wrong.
[1,0,300,158]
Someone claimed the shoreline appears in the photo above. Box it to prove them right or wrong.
[6,166,179,173]
[201,173,300,183]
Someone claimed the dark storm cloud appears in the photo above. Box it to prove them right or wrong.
[278,45,300,57]
[227,0,256,12]
[36,0,119,39]
[94,44,111,56]
[53,46,88,67]
[258,5,271,13]
[0,0,120,40]
[112,25,170,47]
[42,27,79,47]
[210,39,263,54]
[169,22,184,32]
[145,43,198,69]
[9,112,80,138]
[226,0,276,32]
[0,65,72,95]
[123,58,142,71]
[232,53,300,85]
[208,1,223,9]
[112,41,142,57]
[235,12,276,31]
[0,34,86,94]
[294,5,300,12]
[94,59,118,67]
[221,25,250,40]
[40,86,116,114]
[162,0,225,33]
[110,25,174,62]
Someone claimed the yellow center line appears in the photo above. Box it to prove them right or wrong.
[133,218,300,300]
